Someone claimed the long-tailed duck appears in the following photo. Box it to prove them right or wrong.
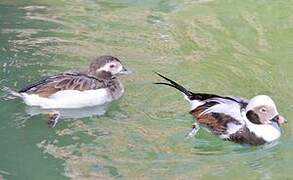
[155,72,286,146]
[12,55,133,127]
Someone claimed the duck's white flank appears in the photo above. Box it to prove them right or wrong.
[21,89,111,109]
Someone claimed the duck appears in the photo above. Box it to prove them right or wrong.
[12,55,133,127]
[155,72,286,146]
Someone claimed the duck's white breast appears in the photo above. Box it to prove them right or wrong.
[247,124,281,142]
[22,89,112,109]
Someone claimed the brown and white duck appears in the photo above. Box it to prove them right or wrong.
[155,73,286,146]
[12,55,133,127]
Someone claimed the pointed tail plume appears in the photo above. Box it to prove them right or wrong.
[154,72,233,104]
[154,72,194,99]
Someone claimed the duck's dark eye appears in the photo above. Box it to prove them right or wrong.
[110,64,115,68]
[260,107,267,113]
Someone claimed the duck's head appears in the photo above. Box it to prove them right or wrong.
[245,95,286,126]
[88,55,133,77]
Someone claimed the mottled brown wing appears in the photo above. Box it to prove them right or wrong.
[19,73,107,97]
[190,102,242,135]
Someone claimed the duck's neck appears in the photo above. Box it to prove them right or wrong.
[88,70,114,80]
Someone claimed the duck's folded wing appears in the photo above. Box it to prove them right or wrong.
[190,97,245,136]
[19,73,107,97]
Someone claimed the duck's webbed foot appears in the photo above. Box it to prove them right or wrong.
[47,111,60,128]
[185,122,200,139]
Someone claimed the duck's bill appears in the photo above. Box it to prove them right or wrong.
[278,115,287,124]
[119,66,134,75]
[271,115,287,125]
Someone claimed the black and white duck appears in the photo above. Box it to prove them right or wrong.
[155,73,286,146]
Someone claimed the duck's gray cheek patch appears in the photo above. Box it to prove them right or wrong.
[246,110,261,124]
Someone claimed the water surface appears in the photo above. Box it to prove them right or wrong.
[1,0,293,179]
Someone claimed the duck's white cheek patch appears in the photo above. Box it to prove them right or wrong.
[118,66,123,72]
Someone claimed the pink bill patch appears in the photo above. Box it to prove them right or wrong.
[278,115,287,124]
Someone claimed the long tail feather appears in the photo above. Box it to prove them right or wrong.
[154,72,193,98]
[154,72,236,104]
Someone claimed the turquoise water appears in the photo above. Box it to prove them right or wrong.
[1,0,293,179]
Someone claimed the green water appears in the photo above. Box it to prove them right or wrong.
[1,0,293,179]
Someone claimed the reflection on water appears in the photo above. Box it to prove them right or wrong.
[1,0,293,179]
[26,105,109,127]
[26,105,108,120]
